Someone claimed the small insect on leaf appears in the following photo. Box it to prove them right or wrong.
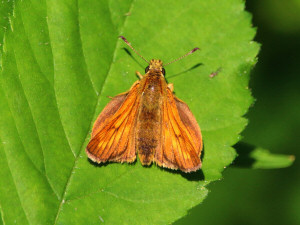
[209,67,222,78]
[86,36,203,172]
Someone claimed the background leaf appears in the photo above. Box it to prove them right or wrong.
[0,0,260,224]
[233,142,295,169]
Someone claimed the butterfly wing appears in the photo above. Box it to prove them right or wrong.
[155,88,202,172]
[86,81,140,163]
[91,93,127,138]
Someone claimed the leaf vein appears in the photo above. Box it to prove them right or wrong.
[18,7,54,88]
[3,47,61,199]
[0,136,31,225]
[0,197,7,225]
[53,0,136,223]
[76,1,98,94]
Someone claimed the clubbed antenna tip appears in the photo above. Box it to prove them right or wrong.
[164,47,200,66]
[191,47,200,53]
[119,36,149,64]
[119,36,128,44]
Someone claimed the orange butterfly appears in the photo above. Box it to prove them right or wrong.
[86,36,203,172]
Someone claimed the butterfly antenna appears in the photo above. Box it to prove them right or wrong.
[119,36,149,64]
[164,47,200,66]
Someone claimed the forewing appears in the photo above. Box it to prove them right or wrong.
[86,82,140,163]
[91,93,127,138]
[155,88,202,172]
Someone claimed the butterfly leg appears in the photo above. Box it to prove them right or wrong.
[136,71,143,79]
[167,83,174,92]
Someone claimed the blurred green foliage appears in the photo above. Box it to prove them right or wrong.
[176,0,300,224]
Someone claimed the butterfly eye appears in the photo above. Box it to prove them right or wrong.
[162,68,166,76]
[145,66,150,73]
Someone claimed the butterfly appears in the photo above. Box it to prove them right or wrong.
[86,36,203,172]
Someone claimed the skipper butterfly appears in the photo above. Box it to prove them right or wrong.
[86,36,202,172]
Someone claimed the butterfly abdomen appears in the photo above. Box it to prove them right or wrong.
[136,74,164,165]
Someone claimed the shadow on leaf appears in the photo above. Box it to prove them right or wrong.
[88,158,137,168]
[156,145,205,181]
[122,47,145,70]
[87,146,205,181]
[166,63,203,79]
[232,142,256,168]
[122,47,203,80]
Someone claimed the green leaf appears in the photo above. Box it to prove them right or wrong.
[0,207,3,225]
[0,0,14,57]
[233,142,295,169]
[0,0,259,224]
[0,0,14,45]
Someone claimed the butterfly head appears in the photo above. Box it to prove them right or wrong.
[118,36,199,77]
[145,59,165,75]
